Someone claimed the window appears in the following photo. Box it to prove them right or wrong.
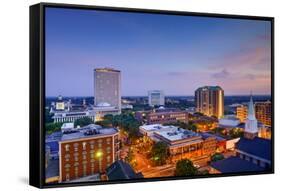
[83,164,87,176]
[82,142,87,150]
[74,143,79,152]
[65,144,70,152]
[106,147,111,154]
[90,143,95,149]
[90,162,95,172]
[83,154,87,160]
[73,152,79,156]
[64,163,70,168]
[99,160,102,171]
[107,155,111,163]
[65,173,70,181]
[74,167,79,177]
[106,138,111,145]
[65,154,70,161]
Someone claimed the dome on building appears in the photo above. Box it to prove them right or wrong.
[159,106,165,110]
[96,102,111,107]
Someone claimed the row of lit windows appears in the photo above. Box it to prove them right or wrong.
[64,139,112,152]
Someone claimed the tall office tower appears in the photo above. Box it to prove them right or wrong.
[244,94,258,139]
[195,86,224,119]
[255,101,272,127]
[94,68,121,112]
[148,90,165,106]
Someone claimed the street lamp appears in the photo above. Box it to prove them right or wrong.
[96,150,103,158]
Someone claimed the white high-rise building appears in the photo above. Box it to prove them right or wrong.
[148,90,165,107]
[244,94,258,139]
[94,68,121,113]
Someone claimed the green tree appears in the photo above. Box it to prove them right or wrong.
[74,117,93,127]
[151,142,169,166]
[125,148,137,168]
[45,122,63,135]
[175,159,198,176]
[95,119,112,127]
[186,122,198,132]
[229,128,243,138]
[95,113,141,141]
[211,153,225,162]
[103,114,114,123]
[45,108,54,123]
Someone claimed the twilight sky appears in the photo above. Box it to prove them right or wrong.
[45,7,271,97]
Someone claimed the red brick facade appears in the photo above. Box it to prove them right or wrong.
[59,134,119,182]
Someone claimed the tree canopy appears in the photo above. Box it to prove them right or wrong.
[74,117,93,127]
[45,122,63,135]
[95,113,141,141]
[211,153,225,162]
[151,142,169,166]
[175,159,198,176]
[229,128,244,138]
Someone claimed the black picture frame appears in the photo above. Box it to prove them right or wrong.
[30,2,274,188]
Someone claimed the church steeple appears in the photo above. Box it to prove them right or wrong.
[244,92,258,139]
[247,92,256,120]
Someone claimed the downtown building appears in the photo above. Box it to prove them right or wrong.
[50,96,96,123]
[148,90,165,107]
[195,86,224,119]
[136,107,189,125]
[50,67,122,123]
[236,101,272,127]
[58,124,120,182]
[147,110,189,125]
[94,68,121,113]
[139,124,217,164]
[210,95,271,174]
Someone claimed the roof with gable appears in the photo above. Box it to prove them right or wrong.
[211,156,265,173]
[106,160,143,180]
[236,137,271,161]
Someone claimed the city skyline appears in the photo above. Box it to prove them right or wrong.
[46,7,271,97]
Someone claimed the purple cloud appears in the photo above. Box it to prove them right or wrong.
[211,69,230,79]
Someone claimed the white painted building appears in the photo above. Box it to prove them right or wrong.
[52,110,96,123]
[148,90,165,106]
[139,124,177,137]
[219,115,240,127]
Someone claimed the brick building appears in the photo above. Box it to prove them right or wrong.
[59,124,120,182]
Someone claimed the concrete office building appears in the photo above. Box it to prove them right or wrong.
[148,90,165,106]
[195,86,224,119]
[94,68,121,113]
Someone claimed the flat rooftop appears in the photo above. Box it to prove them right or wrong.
[61,124,118,142]
[155,128,201,142]
[200,132,226,141]
[140,124,177,132]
